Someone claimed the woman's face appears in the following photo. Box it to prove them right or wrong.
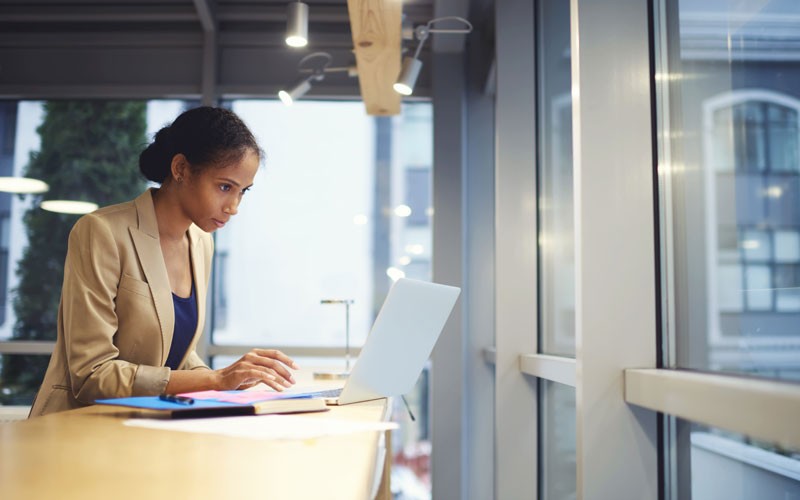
[180,149,260,233]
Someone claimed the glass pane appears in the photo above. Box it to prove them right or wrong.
[655,0,800,380]
[673,419,800,499]
[744,265,772,311]
[774,231,800,263]
[741,229,770,261]
[775,264,800,313]
[215,101,432,349]
[213,101,374,348]
[539,380,576,500]
[733,103,766,172]
[712,107,735,171]
[0,354,52,405]
[0,100,177,401]
[537,0,575,357]
[717,264,743,312]
[767,104,799,173]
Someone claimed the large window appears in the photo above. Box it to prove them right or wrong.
[210,101,432,350]
[654,0,800,496]
[210,101,377,349]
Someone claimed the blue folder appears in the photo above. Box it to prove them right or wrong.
[95,393,319,418]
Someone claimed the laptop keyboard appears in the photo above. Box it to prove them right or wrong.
[306,388,343,398]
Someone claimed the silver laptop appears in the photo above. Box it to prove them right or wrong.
[294,278,460,405]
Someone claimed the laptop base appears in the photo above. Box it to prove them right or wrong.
[312,371,349,380]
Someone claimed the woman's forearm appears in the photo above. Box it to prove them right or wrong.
[164,350,298,394]
[164,368,221,394]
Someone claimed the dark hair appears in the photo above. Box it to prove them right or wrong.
[139,106,262,183]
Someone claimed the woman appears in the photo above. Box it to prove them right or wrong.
[30,106,297,417]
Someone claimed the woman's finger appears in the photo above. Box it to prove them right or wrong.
[248,369,285,392]
[253,349,299,370]
[244,352,296,385]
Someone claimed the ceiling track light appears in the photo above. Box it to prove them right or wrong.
[394,16,473,96]
[278,52,357,106]
[286,1,309,48]
[279,75,315,105]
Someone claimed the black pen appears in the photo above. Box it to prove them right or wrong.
[159,394,195,405]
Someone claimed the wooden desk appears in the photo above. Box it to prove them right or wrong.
[0,395,391,499]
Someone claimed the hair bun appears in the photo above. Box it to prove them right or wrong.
[139,125,175,183]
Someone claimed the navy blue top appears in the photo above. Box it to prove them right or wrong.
[165,282,197,370]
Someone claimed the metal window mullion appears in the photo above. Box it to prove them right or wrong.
[0,341,55,355]
[207,344,362,359]
[495,0,538,496]
[571,0,660,498]
[430,52,467,500]
[0,340,366,360]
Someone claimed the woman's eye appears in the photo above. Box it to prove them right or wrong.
[220,184,231,192]
[241,187,250,195]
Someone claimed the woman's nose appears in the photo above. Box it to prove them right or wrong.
[224,200,239,216]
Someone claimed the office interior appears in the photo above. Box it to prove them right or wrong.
[1,0,799,499]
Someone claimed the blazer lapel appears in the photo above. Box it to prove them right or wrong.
[129,189,174,366]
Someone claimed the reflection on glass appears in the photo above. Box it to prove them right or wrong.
[537,0,575,357]
[674,419,800,499]
[656,0,800,381]
[539,380,576,500]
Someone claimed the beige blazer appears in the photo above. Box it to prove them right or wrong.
[29,189,213,417]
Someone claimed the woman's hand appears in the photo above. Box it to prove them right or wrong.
[214,349,299,392]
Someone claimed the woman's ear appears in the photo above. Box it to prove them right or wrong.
[170,154,189,183]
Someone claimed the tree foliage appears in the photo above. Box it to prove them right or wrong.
[0,101,146,404]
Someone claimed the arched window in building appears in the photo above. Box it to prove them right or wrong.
[703,90,800,359]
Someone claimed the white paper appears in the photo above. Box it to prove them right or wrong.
[123,414,398,440]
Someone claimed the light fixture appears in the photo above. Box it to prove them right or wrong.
[393,205,412,217]
[0,176,49,194]
[278,52,357,106]
[394,58,423,96]
[741,240,760,250]
[386,267,406,281]
[286,1,309,48]
[278,76,314,105]
[404,243,424,255]
[394,16,473,96]
[40,200,98,215]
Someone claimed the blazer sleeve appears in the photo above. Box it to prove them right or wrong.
[180,350,210,370]
[62,214,170,403]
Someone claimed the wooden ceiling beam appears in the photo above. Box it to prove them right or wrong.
[346,0,402,116]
